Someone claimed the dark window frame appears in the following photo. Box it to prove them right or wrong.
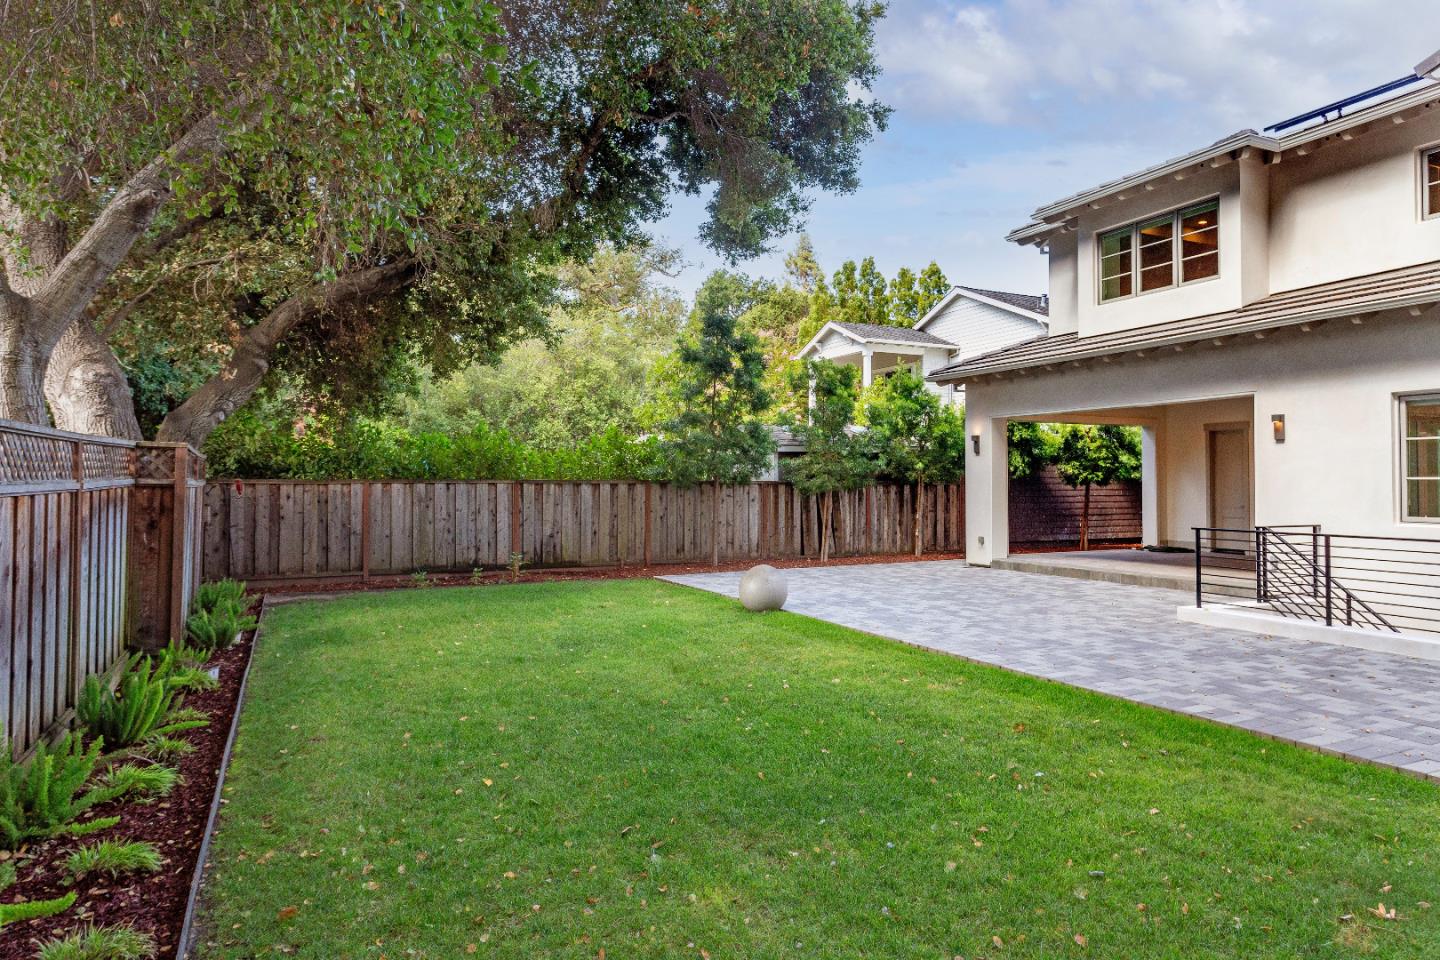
[1096,199,1220,304]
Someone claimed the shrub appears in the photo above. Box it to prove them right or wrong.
[0,862,77,927]
[37,924,156,960]
[65,840,164,880]
[195,579,247,614]
[0,732,127,849]
[152,643,217,693]
[186,602,257,651]
[77,657,209,749]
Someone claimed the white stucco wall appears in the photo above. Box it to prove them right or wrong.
[963,306,1440,564]
[1039,108,1440,339]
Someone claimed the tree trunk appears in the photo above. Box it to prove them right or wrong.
[0,290,48,424]
[1080,483,1091,551]
[913,479,925,557]
[821,490,833,563]
[45,320,142,439]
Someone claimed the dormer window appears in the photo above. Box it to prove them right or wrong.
[1425,147,1440,219]
[1097,199,1220,302]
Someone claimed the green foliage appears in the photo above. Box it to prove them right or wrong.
[0,861,77,927]
[77,657,209,749]
[186,602,257,652]
[153,640,218,692]
[206,414,667,482]
[1054,425,1143,550]
[101,764,179,800]
[0,732,126,849]
[1054,425,1143,489]
[137,737,196,764]
[788,360,872,562]
[1007,422,1063,479]
[65,841,164,881]
[661,273,775,488]
[37,924,157,960]
[411,571,434,590]
[195,580,247,614]
[862,370,966,554]
[394,245,686,447]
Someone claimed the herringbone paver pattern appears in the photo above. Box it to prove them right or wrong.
[663,560,1440,781]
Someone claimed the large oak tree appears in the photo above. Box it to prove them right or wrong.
[0,0,888,443]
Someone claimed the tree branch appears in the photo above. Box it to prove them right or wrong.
[31,88,263,343]
[155,257,420,446]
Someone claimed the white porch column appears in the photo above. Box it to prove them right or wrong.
[1141,424,1159,546]
[965,414,1009,565]
[861,348,874,387]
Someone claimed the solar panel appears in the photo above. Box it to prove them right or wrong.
[1264,74,1426,133]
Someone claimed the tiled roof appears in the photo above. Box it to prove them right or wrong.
[929,260,1440,382]
[831,321,956,347]
[957,286,1049,316]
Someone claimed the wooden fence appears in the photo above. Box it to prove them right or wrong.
[0,419,204,756]
[202,480,967,580]
[1009,465,1142,545]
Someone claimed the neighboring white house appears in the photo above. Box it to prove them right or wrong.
[930,53,1440,646]
[795,286,1049,405]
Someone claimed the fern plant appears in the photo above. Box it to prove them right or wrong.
[77,656,208,749]
[186,602,257,651]
[0,861,77,927]
[101,763,179,799]
[195,578,247,613]
[0,732,127,849]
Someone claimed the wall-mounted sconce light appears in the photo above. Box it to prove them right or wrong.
[971,433,981,456]
[1271,414,1285,443]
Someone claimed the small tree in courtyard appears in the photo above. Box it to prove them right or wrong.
[863,369,966,556]
[788,360,872,562]
[1054,425,1141,550]
[663,273,775,566]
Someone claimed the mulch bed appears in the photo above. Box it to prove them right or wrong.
[0,624,257,960]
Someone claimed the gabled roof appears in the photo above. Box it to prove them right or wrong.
[1008,78,1440,246]
[913,285,1050,332]
[928,260,1440,382]
[796,319,955,359]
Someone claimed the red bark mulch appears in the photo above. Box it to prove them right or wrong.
[0,627,256,960]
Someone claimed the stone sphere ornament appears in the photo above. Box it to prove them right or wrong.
[738,564,788,612]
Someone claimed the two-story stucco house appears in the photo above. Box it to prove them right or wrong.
[931,54,1440,650]
[796,286,1049,405]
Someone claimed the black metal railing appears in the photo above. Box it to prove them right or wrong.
[1194,525,1440,636]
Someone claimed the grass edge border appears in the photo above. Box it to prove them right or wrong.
[176,596,268,959]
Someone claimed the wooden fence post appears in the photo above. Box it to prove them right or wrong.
[169,446,189,643]
[360,482,372,580]
[68,441,83,705]
[643,484,653,567]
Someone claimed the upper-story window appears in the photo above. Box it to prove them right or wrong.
[1098,199,1220,302]
[1425,147,1440,220]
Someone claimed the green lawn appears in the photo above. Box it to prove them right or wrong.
[196,580,1440,959]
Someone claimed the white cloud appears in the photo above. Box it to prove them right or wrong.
[878,0,1440,133]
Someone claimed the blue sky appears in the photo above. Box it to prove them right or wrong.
[650,0,1440,300]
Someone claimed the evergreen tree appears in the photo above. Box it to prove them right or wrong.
[918,262,951,316]
[663,273,776,565]
[784,234,824,293]
[1054,425,1142,550]
[788,360,872,562]
[863,370,966,555]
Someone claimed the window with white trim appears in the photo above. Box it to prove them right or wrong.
[1403,395,1440,521]
[1097,199,1220,302]
[1425,147,1440,220]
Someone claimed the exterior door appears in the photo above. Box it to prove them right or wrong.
[1208,427,1252,545]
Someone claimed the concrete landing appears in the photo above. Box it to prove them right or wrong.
[992,548,1254,594]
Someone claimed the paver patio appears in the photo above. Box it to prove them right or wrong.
[663,560,1440,781]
